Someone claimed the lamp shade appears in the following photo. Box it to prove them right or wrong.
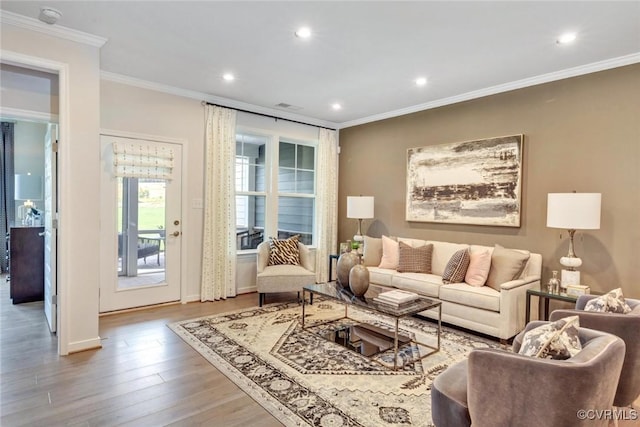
[547,193,601,230]
[347,196,374,219]
[14,174,43,200]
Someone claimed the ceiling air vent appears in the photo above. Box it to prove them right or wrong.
[275,103,303,111]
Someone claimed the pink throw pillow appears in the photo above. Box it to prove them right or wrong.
[465,250,492,287]
[378,235,399,269]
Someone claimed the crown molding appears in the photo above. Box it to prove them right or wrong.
[0,10,107,48]
[100,71,339,130]
[340,52,640,129]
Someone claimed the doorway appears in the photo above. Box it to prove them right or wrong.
[99,134,183,312]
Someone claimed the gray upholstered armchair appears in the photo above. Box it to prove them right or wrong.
[256,241,316,307]
[550,295,640,407]
[431,323,625,427]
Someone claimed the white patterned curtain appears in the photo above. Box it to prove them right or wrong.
[315,128,339,282]
[201,105,237,301]
[112,141,174,179]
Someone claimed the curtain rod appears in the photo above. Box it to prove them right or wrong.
[203,101,337,131]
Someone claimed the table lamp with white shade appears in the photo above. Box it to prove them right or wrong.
[347,196,374,242]
[546,192,601,290]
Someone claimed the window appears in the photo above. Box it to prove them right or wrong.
[235,134,267,250]
[277,141,315,244]
[235,132,316,251]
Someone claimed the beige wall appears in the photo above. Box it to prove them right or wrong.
[338,64,640,298]
[0,63,59,116]
[1,24,102,353]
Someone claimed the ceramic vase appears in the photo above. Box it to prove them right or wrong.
[349,263,370,297]
[336,242,359,288]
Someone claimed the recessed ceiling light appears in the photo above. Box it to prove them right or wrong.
[295,27,312,39]
[331,103,342,110]
[415,77,427,87]
[557,32,577,45]
[222,73,235,82]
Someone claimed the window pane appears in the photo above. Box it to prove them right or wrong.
[296,171,314,194]
[278,196,313,245]
[236,195,265,250]
[279,142,295,168]
[297,145,315,170]
[278,167,296,192]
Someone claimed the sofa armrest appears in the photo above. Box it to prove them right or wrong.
[256,242,270,273]
[499,275,540,291]
[298,242,316,273]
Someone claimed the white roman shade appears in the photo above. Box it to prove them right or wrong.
[112,141,174,179]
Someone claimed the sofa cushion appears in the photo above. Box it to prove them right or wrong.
[518,316,582,360]
[397,242,433,273]
[465,249,492,287]
[584,288,632,314]
[439,283,500,312]
[367,267,394,287]
[363,236,382,267]
[268,235,300,266]
[431,241,470,276]
[378,235,399,269]
[485,245,530,291]
[391,273,441,298]
[442,249,470,284]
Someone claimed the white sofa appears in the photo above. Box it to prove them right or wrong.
[364,237,542,341]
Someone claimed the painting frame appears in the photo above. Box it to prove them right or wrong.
[406,134,524,227]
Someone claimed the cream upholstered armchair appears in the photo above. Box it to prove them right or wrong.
[550,295,640,408]
[256,240,316,307]
[431,323,625,427]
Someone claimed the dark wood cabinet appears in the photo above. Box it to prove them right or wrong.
[8,227,44,304]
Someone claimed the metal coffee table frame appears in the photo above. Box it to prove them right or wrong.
[302,283,442,371]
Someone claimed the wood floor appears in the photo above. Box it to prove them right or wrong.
[2,276,638,426]
[0,277,283,426]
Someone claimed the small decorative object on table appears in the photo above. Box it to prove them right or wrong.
[566,284,591,297]
[348,260,369,297]
[336,240,359,288]
[547,270,560,294]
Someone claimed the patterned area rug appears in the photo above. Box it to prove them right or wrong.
[169,300,500,427]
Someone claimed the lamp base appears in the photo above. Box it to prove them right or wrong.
[353,234,364,242]
[560,269,580,290]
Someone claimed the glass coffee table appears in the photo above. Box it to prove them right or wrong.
[302,282,442,371]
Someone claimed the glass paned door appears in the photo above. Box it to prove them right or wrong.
[100,136,182,313]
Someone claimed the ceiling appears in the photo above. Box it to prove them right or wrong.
[2,1,639,128]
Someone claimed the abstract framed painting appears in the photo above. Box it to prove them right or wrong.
[406,134,524,227]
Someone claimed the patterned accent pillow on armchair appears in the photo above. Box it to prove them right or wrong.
[268,235,301,266]
[584,288,632,314]
[518,315,582,360]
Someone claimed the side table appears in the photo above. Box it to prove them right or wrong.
[525,289,578,324]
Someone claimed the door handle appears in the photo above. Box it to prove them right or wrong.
[38,232,45,237]
[172,231,180,237]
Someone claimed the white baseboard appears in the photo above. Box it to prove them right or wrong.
[183,294,201,303]
[237,285,257,295]
[67,337,102,354]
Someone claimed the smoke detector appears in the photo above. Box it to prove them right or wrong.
[39,7,62,25]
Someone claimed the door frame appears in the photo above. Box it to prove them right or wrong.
[100,129,189,307]
[1,50,69,355]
